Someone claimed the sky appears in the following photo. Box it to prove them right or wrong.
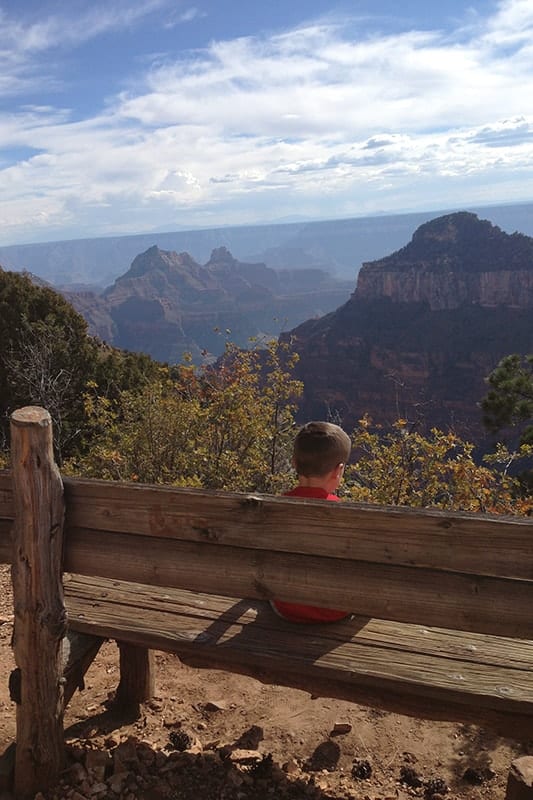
[0,0,532,246]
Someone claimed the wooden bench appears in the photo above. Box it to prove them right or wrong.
[1,407,533,798]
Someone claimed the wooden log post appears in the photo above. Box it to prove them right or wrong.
[115,643,155,712]
[10,407,67,799]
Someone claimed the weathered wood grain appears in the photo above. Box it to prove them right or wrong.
[115,643,155,710]
[0,472,13,564]
[63,478,533,579]
[4,460,533,729]
[3,472,533,581]
[0,520,11,564]
[10,407,67,799]
[64,574,533,725]
[66,573,533,669]
[64,527,533,639]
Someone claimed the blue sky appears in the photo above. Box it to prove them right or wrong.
[0,0,532,245]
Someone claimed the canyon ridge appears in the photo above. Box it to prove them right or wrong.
[287,211,533,440]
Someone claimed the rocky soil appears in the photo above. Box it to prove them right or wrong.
[0,564,531,800]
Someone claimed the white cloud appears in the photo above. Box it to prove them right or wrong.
[0,0,533,243]
[1,1,170,53]
[164,6,205,28]
[0,1,174,102]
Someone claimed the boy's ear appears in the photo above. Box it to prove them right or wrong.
[333,462,345,480]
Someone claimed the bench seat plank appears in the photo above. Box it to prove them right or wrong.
[64,574,533,728]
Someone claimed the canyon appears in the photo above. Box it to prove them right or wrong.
[287,212,533,439]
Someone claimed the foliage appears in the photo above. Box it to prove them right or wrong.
[2,272,529,517]
[0,268,166,463]
[66,339,303,493]
[71,375,203,485]
[344,416,531,515]
[482,354,533,445]
[0,270,98,461]
[93,345,163,402]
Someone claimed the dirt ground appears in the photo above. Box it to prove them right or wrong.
[0,564,531,800]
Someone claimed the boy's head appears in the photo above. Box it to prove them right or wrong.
[293,421,351,479]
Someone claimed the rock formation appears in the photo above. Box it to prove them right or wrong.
[357,212,533,309]
[66,245,352,363]
[288,212,533,440]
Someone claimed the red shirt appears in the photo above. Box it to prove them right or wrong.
[271,486,349,624]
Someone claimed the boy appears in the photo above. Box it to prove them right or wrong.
[271,420,352,623]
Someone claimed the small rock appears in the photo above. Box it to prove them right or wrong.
[330,722,352,736]
[283,759,300,775]
[141,785,168,800]
[113,739,140,769]
[229,749,262,764]
[112,753,126,775]
[250,753,275,780]
[64,762,88,785]
[104,736,118,749]
[89,782,107,796]
[226,771,243,788]
[136,741,156,766]
[204,699,228,712]
[85,749,111,779]
[107,772,127,794]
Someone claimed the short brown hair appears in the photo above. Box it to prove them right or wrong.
[293,421,351,477]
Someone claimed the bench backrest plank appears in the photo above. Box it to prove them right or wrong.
[64,526,533,639]
[62,479,533,579]
[1,472,532,639]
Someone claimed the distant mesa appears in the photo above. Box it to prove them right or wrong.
[3,201,533,291]
[65,245,352,363]
[365,211,533,273]
[287,212,533,438]
[357,212,533,310]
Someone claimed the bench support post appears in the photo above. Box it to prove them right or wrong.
[10,407,66,799]
[115,643,155,711]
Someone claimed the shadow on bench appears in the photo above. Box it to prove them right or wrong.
[64,573,533,739]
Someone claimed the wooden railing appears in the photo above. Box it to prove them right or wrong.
[0,406,532,798]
